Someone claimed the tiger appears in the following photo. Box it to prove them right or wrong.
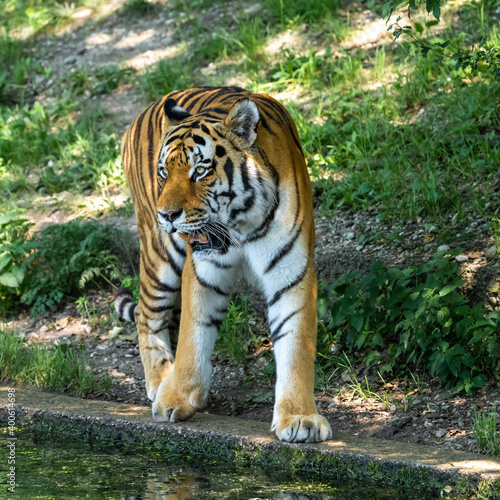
[115,86,332,443]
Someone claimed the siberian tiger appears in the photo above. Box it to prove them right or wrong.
[115,86,332,443]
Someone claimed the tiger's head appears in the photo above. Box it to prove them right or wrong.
[156,97,273,256]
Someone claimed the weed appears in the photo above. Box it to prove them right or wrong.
[267,0,338,25]
[0,329,110,396]
[216,296,256,364]
[121,275,140,303]
[0,101,123,205]
[338,353,380,406]
[122,0,156,15]
[76,295,97,323]
[322,249,500,394]
[0,218,135,316]
[139,59,196,102]
[473,405,500,455]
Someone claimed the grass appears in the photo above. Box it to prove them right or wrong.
[216,296,257,365]
[0,329,110,396]
[473,405,500,455]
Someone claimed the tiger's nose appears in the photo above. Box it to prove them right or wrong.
[158,209,182,223]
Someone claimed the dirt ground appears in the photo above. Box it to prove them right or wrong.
[6,0,500,455]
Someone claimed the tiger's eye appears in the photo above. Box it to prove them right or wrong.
[196,166,206,174]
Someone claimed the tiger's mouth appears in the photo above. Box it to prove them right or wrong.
[178,231,228,252]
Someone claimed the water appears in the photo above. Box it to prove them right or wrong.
[0,431,438,499]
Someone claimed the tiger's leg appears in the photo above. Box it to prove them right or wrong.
[136,232,186,402]
[152,249,237,422]
[264,263,332,443]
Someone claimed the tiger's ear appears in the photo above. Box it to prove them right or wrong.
[224,98,260,147]
[164,98,191,123]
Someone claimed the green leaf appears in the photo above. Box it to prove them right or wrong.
[439,284,459,296]
[0,211,21,226]
[435,40,450,49]
[472,374,487,388]
[420,46,431,58]
[415,22,424,33]
[0,272,20,288]
[0,253,12,272]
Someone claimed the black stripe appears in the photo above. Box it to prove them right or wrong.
[247,191,279,242]
[193,265,229,296]
[164,245,183,278]
[118,296,132,318]
[240,158,251,190]
[270,308,302,341]
[229,193,255,221]
[268,262,309,307]
[265,223,302,273]
[169,233,187,257]
[143,260,181,293]
[124,303,137,322]
[192,134,206,146]
[223,157,234,189]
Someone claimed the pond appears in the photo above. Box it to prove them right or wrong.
[1,430,439,499]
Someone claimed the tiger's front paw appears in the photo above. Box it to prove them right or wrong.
[272,414,332,443]
[151,375,206,423]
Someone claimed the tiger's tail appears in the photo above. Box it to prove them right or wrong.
[114,287,137,323]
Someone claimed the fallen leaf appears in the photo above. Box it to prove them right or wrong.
[55,316,69,330]
[119,331,138,341]
[108,326,123,339]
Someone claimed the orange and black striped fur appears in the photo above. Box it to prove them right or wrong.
[116,87,332,442]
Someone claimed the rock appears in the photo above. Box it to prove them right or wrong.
[346,231,355,240]
[63,55,77,64]
[437,245,450,252]
[435,428,447,438]
[390,405,396,413]
[85,326,92,334]
[485,246,498,260]
[39,325,49,334]
[457,417,465,427]
[455,254,469,263]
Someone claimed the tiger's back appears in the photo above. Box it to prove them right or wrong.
[117,86,331,443]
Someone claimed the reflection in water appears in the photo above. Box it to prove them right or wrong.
[0,431,439,500]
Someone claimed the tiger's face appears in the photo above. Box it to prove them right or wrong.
[155,98,270,256]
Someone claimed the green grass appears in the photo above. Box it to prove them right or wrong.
[0,101,123,210]
[216,296,257,364]
[473,405,500,455]
[0,329,110,396]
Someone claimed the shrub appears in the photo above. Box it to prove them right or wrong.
[0,215,135,316]
[320,249,500,394]
[0,212,37,315]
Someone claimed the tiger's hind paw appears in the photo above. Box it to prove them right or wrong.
[272,414,332,443]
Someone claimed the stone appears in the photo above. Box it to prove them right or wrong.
[63,55,77,64]
[437,245,450,252]
[485,246,498,260]
[39,325,49,334]
[435,429,447,438]
[457,418,465,427]
[455,254,469,263]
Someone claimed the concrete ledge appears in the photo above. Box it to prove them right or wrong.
[2,387,500,498]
